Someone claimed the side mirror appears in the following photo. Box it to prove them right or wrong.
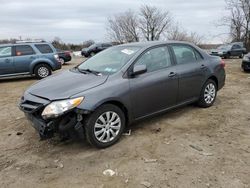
[132,65,147,76]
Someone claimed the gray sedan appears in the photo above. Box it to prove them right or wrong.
[19,41,226,148]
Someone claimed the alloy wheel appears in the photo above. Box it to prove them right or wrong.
[94,111,121,143]
[204,83,216,104]
[38,67,49,78]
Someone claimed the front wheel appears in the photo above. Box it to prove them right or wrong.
[84,104,125,148]
[34,64,52,79]
[198,79,217,108]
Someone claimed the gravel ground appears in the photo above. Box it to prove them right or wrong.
[0,57,249,188]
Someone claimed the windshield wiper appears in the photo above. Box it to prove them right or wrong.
[75,67,87,74]
[77,68,101,76]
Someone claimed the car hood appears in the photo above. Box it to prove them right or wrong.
[27,70,108,100]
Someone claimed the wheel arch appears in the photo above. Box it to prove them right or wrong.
[31,62,53,74]
[96,100,130,126]
[207,75,218,88]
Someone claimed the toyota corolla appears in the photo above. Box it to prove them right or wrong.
[19,41,226,148]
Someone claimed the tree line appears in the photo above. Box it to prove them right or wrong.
[220,0,250,49]
[106,5,204,45]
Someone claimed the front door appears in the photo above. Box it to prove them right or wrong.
[0,46,14,75]
[129,46,178,119]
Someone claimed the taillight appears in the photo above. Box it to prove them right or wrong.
[54,54,60,62]
[220,59,225,68]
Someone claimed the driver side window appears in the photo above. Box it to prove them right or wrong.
[135,46,172,73]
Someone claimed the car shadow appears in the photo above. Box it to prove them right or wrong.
[0,75,37,83]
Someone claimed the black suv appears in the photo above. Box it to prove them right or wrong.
[81,43,112,57]
[0,41,61,79]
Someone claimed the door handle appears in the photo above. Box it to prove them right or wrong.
[200,64,206,69]
[168,72,177,77]
[4,59,10,63]
[30,56,35,59]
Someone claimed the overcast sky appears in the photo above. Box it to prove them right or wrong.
[0,0,229,44]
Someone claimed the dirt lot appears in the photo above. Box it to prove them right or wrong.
[0,57,249,188]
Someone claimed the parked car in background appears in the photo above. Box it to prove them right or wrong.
[19,41,225,148]
[210,42,247,58]
[81,43,112,57]
[242,53,250,71]
[0,41,61,79]
[56,49,72,65]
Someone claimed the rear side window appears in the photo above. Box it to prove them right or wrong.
[0,46,12,57]
[171,45,202,64]
[232,45,241,50]
[15,45,35,56]
[35,44,53,54]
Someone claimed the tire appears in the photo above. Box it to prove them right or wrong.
[239,53,244,58]
[34,64,52,79]
[84,104,125,148]
[198,79,217,108]
[59,58,65,65]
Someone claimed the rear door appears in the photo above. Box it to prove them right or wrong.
[0,46,14,75]
[170,44,207,103]
[129,45,178,119]
[14,45,36,73]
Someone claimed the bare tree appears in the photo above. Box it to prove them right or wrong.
[167,23,204,45]
[107,10,140,43]
[139,5,172,41]
[220,0,250,48]
[167,23,188,41]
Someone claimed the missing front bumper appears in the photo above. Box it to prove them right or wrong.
[25,112,84,140]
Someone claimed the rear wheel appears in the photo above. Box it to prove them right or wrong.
[84,104,125,148]
[34,64,52,79]
[198,79,217,108]
[239,53,244,58]
[59,58,65,65]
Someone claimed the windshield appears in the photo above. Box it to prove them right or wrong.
[78,46,141,75]
[217,45,231,50]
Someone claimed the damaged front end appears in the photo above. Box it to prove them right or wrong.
[19,93,88,140]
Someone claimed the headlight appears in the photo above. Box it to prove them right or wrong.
[41,97,84,119]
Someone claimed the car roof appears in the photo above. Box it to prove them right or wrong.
[118,40,195,48]
[0,42,51,47]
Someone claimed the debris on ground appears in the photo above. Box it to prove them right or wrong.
[58,163,64,168]
[123,129,131,136]
[16,132,23,136]
[103,169,116,176]
[144,158,158,163]
[140,181,151,188]
[151,128,161,133]
[189,144,203,152]
[54,159,63,168]
[200,152,213,156]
